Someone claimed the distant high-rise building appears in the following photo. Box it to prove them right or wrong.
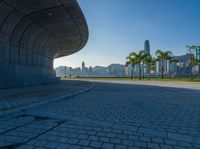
[82,61,85,71]
[144,40,150,54]
[144,40,150,74]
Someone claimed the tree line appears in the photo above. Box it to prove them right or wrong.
[126,45,200,80]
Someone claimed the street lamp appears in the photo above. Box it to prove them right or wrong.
[65,66,67,78]
[176,62,180,77]
[179,62,184,76]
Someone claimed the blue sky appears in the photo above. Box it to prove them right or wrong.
[54,0,200,68]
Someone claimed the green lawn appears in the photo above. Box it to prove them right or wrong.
[78,77,200,82]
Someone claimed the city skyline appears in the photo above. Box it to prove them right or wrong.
[54,0,200,68]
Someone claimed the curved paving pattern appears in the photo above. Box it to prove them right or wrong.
[0,0,88,88]
[1,81,200,148]
[0,80,93,112]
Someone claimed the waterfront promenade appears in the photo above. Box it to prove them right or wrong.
[0,80,200,149]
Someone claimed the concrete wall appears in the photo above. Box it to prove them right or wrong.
[0,0,88,88]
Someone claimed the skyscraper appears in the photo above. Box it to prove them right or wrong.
[144,40,150,54]
[144,40,150,74]
[82,61,85,71]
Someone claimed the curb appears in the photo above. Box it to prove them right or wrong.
[0,81,95,117]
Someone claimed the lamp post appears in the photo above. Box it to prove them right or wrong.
[65,66,67,78]
[196,46,200,78]
[179,62,184,77]
[177,62,180,77]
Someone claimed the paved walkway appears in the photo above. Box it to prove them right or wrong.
[0,80,200,149]
[0,80,93,112]
[85,80,200,90]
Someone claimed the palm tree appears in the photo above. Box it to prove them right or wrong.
[135,50,146,80]
[126,50,152,80]
[126,52,138,79]
[155,49,173,79]
[139,50,152,79]
[186,45,200,79]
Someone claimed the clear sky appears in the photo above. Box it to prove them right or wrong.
[54,0,200,68]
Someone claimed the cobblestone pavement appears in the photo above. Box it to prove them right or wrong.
[1,81,200,149]
[0,80,92,112]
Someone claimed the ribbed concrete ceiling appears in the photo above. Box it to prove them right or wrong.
[3,0,88,59]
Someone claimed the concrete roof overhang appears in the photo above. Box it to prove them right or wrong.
[2,0,88,59]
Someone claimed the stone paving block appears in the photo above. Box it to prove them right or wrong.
[140,136,151,142]
[129,135,139,141]
[110,138,121,144]
[122,139,134,146]
[112,129,122,134]
[138,127,167,138]
[93,127,102,131]
[67,138,79,144]
[102,142,114,149]
[99,136,110,142]
[68,133,79,138]
[148,142,160,149]
[97,132,107,137]
[174,146,187,149]
[128,146,139,149]
[102,128,112,133]
[106,132,116,138]
[78,129,87,134]
[56,143,70,149]
[56,137,68,143]
[114,124,138,132]
[88,135,98,141]
[90,141,102,148]
[117,134,128,139]
[46,136,58,141]
[87,130,96,135]
[82,147,94,149]
[79,139,90,146]
[45,142,59,148]
[16,144,34,149]
[34,147,44,149]
[115,144,127,149]
[160,144,174,149]
[165,139,178,146]
[78,134,89,140]
[69,145,82,149]
[134,141,147,148]
[152,138,164,144]
[28,139,47,147]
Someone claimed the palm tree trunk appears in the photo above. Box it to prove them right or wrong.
[198,64,200,78]
[168,65,170,79]
[142,64,145,79]
[191,66,193,80]
[139,64,142,80]
[161,60,164,79]
[131,65,133,79]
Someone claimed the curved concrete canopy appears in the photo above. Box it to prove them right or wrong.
[0,0,88,88]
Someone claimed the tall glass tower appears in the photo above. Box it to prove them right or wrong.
[144,40,150,54]
[144,40,150,74]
